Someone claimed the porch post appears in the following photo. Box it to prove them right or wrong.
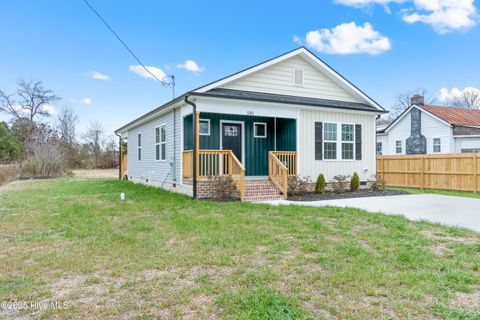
[195,111,200,181]
[274,117,277,151]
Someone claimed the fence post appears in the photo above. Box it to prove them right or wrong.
[474,153,478,193]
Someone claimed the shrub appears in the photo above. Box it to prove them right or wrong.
[331,175,349,194]
[288,176,311,196]
[369,175,386,191]
[350,172,360,192]
[208,175,238,200]
[315,174,326,194]
[0,164,20,185]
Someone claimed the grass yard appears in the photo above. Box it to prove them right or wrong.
[388,187,480,200]
[1,178,479,319]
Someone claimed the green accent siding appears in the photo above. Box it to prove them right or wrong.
[276,118,297,151]
[183,113,296,176]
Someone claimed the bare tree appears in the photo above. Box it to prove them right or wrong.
[83,121,104,167]
[391,89,433,118]
[447,90,480,109]
[0,79,60,122]
[56,106,78,144]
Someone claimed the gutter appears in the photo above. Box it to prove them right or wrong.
[184,95,197,199]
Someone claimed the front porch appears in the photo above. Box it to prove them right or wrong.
[182,112,297,200]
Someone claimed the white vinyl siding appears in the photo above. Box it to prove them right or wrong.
[220,55,360,102]
[454,137,480,153]
[299,108,376,181]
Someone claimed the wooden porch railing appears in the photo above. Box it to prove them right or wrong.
[271,151,297,176]
[268,151,289,197]
[182,150,245,200]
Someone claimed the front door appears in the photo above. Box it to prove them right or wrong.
[221,122,242,162]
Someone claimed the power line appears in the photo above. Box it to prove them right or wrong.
[81,0,175,91]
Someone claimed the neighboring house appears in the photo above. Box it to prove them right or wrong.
[377,95,480,156]
[115,47,386,201]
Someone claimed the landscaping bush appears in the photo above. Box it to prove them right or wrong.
[331,175,349,194]
[350,172,360,192]
[315,174,326,194]
[288,176,311,196]
[369,175,386,191]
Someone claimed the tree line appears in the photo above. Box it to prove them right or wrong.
[0,79,117,176]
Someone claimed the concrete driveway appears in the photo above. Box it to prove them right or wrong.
[265,194,480,232]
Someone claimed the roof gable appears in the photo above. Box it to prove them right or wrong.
[194,47,384,111]
[381,105,451,134]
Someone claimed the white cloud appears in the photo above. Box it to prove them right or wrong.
[438,86,480,102]
[305,22,391,55]
[129,65,167,80]
[41,104,57,115]
[292,35,302,45]
[90,71,111,81]
[81,97,92,105]
[402,0,478,34]
[176,60,204,73]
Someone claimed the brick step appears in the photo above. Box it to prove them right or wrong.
[244,195,285,202]
[243,178,285,202]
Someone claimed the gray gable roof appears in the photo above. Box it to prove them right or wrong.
[197,88,384,113]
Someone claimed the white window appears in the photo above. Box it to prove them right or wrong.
[376,142,383,156]
[341,124,354,160]
[155,127,160,161]
[323,123,337,160]
[294,69,304,86]
[253,122,267,138]
[396,140,402,154]
[160,124,166,161]
[199,119,210,136]
[433,138,441,153]
[137,133,142,161]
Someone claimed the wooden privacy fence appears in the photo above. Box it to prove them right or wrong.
[377,154,479,192]
[120,154,128,178]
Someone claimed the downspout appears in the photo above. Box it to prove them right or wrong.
[184,95,197,199]
[114,132,122,180]
[172,107,177,187]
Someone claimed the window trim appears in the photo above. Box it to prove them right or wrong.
[322,121,356,162]
[396,140,402,154]
[137,132,142,162]
[199,119,210,136]
[160,123,167,162]
[253,122,267,138]
[293,68,304,87]
[433,138,441,153]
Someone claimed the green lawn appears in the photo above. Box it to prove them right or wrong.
[388,187,480,199]
[1,178,479,319]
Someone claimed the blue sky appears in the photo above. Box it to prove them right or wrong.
[1,0,479,136]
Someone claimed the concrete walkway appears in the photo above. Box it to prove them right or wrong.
[264,194,480,232]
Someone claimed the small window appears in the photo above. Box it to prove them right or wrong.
[376,142,383,156]
[253,122,267,138]
[160,124,166,161]
[199,119,210,136]
[137,133,142,161]
[294,69,304,86]
[396,140,402,154]
[433,138,441,153]
[155,127,160,160]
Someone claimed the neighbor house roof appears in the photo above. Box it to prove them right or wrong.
[421,105,480,127]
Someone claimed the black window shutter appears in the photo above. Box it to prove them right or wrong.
[355,124,362,160]
[315,122,323,160]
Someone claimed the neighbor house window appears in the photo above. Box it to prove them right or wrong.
[433,138,441,153]
[396,140,402,154]
[253,122,267,138]
[341,124,354,160]
[137,133,142,161]
[294,69,304,86]
[199,119,210,136]
[323,123,337,160]
[155,127,160,160]
[376,142,383,156]
[160,124,166,161]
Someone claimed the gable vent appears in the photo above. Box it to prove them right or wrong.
[294,69,304,86]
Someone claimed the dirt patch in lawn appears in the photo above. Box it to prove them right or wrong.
[288,189,410,201]
[449,289,480,312]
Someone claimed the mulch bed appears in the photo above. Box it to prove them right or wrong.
[288,189,410,201]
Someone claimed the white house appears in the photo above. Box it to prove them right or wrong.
[115,47,386,201]
[377,95,480,156]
